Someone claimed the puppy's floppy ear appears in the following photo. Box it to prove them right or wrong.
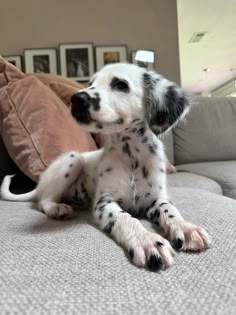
[143,72,191,135]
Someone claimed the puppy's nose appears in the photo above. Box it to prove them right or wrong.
[71,92,93,124]
[71,92,91,108]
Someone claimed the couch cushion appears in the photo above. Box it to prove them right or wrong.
[0,57,97,182]
[167,172,222,195]
[177,161,236,199]
[0,188,235,314]
[174,96,236,165]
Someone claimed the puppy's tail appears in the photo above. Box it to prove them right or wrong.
[0,175,37,202]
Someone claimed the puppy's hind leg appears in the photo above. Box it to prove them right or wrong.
[37,151,84,220]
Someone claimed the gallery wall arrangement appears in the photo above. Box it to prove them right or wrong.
[3,43,155,82]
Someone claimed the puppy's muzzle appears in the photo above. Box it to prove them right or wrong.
[71,92,93,124]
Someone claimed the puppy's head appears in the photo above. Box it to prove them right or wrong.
[71,63,190,134]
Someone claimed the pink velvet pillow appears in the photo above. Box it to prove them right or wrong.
[0,57,97,182]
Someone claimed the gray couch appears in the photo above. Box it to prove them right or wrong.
[0,97,236,314]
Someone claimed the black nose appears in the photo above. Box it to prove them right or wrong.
[71,92,93,124]
[71,92,91,107]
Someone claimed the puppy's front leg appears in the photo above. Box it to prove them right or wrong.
[145,196,210,251]
[38,151,84,220]
[94,194,175,271]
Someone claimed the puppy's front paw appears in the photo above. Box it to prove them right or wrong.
[168,221,210,252]
[158,202,210,252]
[42,203,73,220]
[128,232,175,271]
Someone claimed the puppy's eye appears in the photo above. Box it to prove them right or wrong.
[88,80,94,87]
[110,77,130,93]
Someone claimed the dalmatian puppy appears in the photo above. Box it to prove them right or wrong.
[1,63,209,271]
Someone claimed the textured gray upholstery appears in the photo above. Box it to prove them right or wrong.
[1,188,236,314]
[168,172,222,195]
[177,161,236,199]
[173,97,236,165]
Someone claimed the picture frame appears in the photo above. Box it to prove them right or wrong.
[59,43,94,81]
[95,45,128,71]
[131,50,155,70]
[3,55,23,70]
[24,48,58,74]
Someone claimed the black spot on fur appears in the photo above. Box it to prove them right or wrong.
[99,214,103,220]
[138,126,146,137]
[65,173,69,178]
[150,200,156,208]
[129,249,134,260]
[142,136,148,143]
[69,164,73,167]
[114,118,124,124]
[148,143,158,154]
[105,167,112,173]
[88,80,94,87]
[145,200,157,215]
[98,204,106,212]
[156,241,163,246]
[164,209,168,213]
[142,166,149,178]
[131,158,139,170]
[145,192,150,198]
[109,212,113,218]
[169,215,174,218]
[122,136,131,142]
[172,238,183,250]
[132,118,140,123]
[160,169,165,173]
[104,221,115,234]
[90,92,101,111]
[147,254,163,271]
[99,172,103,177]
[150,209,160,222]
[81,183,90,203]
[96,123,103,129]
[70,154,75,157]
[123,142,131,157]
[160,202,168,207]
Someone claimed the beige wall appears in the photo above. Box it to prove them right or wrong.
[0,0,180,83]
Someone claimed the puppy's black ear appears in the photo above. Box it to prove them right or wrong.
[143,72,191,135]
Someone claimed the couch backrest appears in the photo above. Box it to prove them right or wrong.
[173,96,236,165]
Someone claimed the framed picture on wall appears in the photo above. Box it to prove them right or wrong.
[24,48,58,74]
[3,55,23,70]
[131,50,155,70]
[95,45,128,71]
[59,43,94,81]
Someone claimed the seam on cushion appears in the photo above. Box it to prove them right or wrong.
[7,89,47,169]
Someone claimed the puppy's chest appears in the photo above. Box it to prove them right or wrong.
[99,137,165,210]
